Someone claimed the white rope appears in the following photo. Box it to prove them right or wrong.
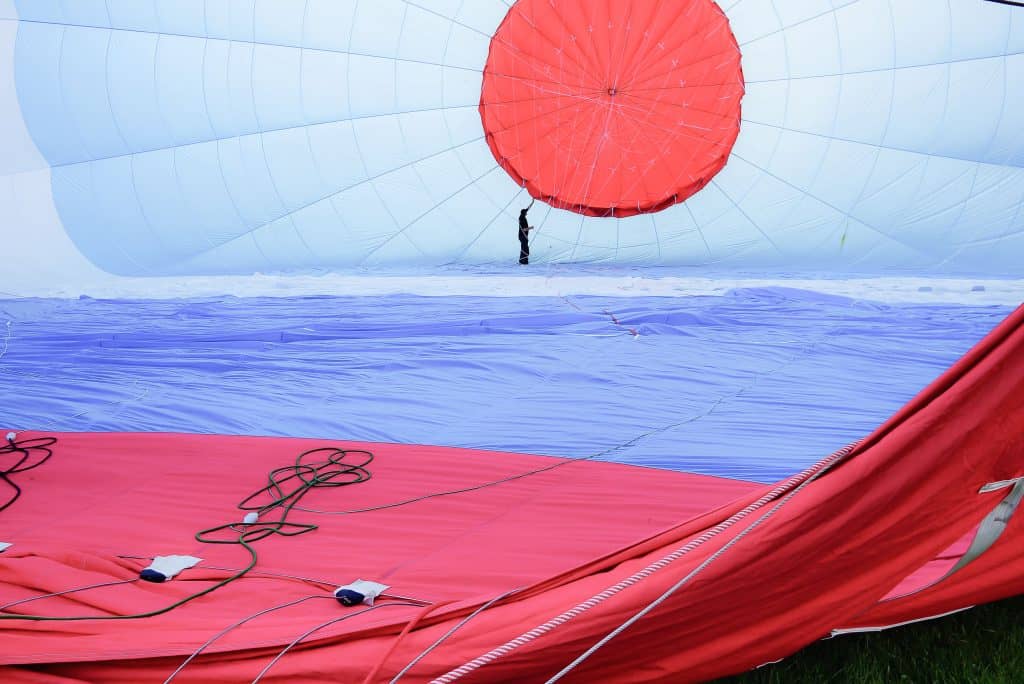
[433,442,857,683]
[251,602,421,684]
[544,447,849,682]
[0,579,137,612]
[390,589,522,683]
[164,595,333,683]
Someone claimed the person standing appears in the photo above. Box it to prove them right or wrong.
[518,198,535,265]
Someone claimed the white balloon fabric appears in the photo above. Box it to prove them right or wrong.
[1,0,1023,276]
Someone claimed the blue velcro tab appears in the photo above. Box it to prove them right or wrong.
[334,589,366,606]
[140,569,168,583]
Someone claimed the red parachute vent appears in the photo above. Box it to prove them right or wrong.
[480,0,745,218]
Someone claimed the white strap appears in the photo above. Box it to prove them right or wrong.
[144,555,202,580]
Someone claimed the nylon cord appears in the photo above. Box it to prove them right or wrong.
[251,603,422,684]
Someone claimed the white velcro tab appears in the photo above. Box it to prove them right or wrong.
[335,579,389,606]
[979,476,1024,493]
[145,555,202,580]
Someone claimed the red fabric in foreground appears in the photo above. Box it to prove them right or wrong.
[0,434,756,681]
[1,305,1022,682]
[479,0,744,217]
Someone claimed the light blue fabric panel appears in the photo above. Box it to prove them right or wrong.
[0,289,1011,483]
[8,0,1024,274]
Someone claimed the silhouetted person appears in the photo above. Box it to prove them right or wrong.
[518,199,535,265]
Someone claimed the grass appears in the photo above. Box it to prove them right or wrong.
[716,595,1024,683]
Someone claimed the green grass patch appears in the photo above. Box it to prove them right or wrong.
[717,595,1024,683]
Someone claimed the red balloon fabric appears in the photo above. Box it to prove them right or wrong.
[2,307,1023,682]
[480,0,744,218]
